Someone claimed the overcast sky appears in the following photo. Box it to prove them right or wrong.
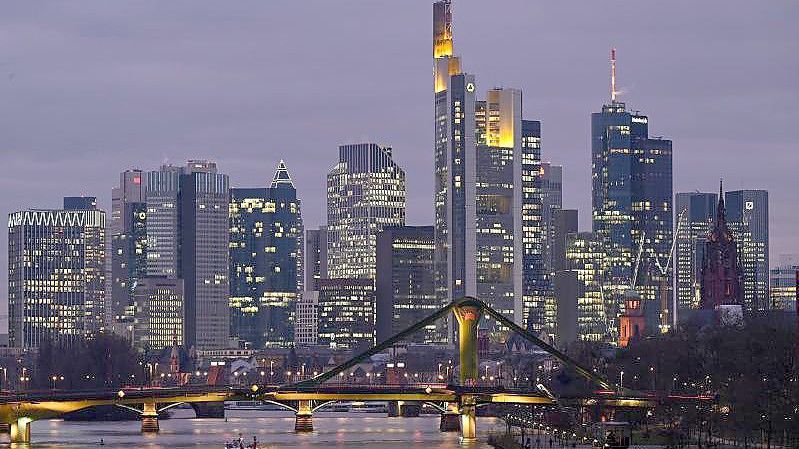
[1,1,797,323]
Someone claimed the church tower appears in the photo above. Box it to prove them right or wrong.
[700,181,743,310]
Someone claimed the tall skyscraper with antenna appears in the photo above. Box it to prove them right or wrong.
[432,0,545,335]
[591,49,673,340]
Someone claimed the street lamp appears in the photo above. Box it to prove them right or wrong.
[620,371,625,390]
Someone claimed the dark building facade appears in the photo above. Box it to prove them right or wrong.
[178,160,230,350]
[700,187,743,310]
[375,226,438,344]
[304,227,328,292]
[317,278,375,350]
[229,161,303,348]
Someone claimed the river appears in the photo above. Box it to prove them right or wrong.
[4,409,505,448]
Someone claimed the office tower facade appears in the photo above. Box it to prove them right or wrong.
[700,190,743,309]
[553,270,578,347]
[565,232,607,342]
[145,161,230,349]
[725,190,769,310]
[294,291,319,347]
[132,277,184,351]
[432,1,543,335]
[179,160,230,350]
[145,165,183,278]
[8,199,106,347]
[375,226,438,344]
[304,227,328,291]
[110,170,147,331]
[541,163,563,274]
[520,120,546,333]
[769,255,798,311]
[674,192,717,312]
[229,162,304,348]
[546,208,578,335]
[317,278,375,350]
[591,52,673,338]
[551,209,579,273]
[327,143,406,280]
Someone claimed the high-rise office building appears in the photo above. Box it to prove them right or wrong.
[674,192,717,312]
[327,143,406,280]
[110,170,147,332]
[770,255,798,311]
[591,49,673,338]
[432,0,543,335]
[179,160,230,350]
[294,291,319,347]
[565,232,607,342]
[375,226,439,344]
[725,190,769,310]
[229,161,303,348]
[547,209,578,335]
[132,277,184,351]
[317,278,375,350]
[541,163,563,274]
[145,165,183,278]
[304,227,328,291]
[8,198,106,347]
[144,161,229,350]
[520,120,547,333]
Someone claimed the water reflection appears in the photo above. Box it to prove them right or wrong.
[4,409,503,448]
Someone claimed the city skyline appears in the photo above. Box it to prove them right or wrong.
[1,1,797,326]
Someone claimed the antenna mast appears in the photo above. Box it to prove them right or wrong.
[611,48,617,102]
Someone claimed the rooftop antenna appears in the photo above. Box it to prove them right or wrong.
[611,47,618,102]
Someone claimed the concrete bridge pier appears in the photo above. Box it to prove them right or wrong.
[459,401,477,443]
[387,400,400,417]
[440,402,460,432]
[294,400,313,432]
[141,402,159,433]
[10,417,32,443]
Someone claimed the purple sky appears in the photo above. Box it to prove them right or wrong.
[1,1,797,323]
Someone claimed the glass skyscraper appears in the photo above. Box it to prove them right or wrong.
[591,81,673,339]
[144,161,229,350]
[326,143,406,280]
[8,198,106,347]
[432,0,544,336]
[110,169,147,334]
[229,161,304,348]
[725,189,769,310]
[565,232,606,342]
[375,226,439,344]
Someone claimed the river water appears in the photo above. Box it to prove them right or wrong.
[5,409,505,448]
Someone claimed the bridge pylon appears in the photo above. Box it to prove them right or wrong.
[453,300,482,386]
[294,400,313,432]
[10,417,32,443]
[459,396,477,443]
[141,401,159,433]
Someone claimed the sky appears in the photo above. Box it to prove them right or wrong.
[0,1,797,324]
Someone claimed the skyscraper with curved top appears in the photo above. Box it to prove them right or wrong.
[326,143,406,280]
